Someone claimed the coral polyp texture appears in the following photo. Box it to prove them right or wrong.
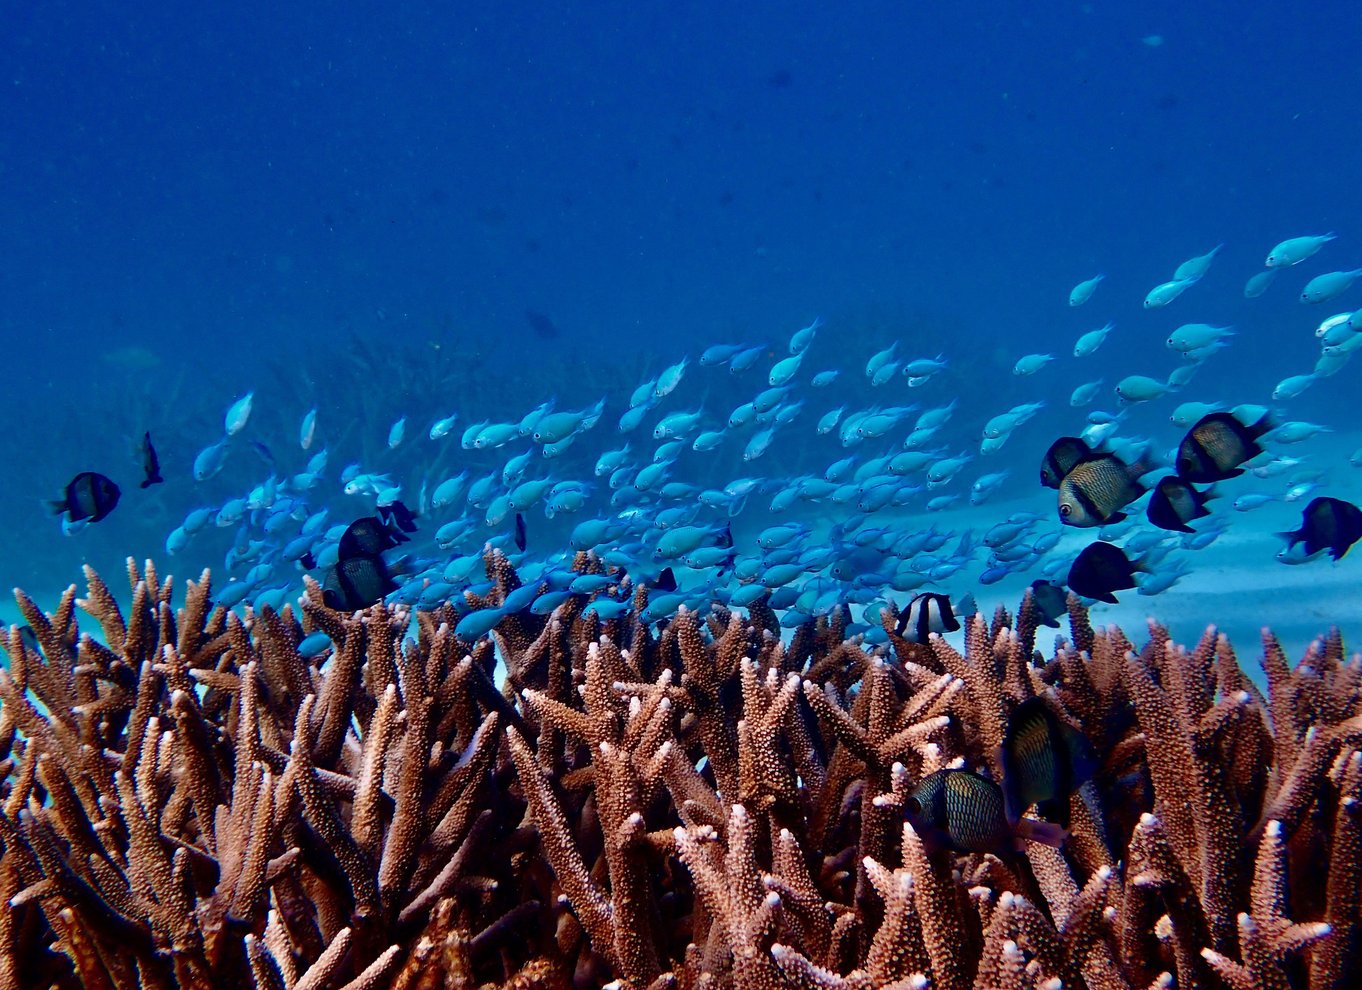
[0,551,1358,990]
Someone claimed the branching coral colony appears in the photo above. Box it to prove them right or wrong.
[0,550,1358,990]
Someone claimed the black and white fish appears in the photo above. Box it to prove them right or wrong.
[895,590,977,643]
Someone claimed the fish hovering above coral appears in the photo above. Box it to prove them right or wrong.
[1066,541,1144,604]
[49,471,121,530]
[894,590,976,643]
[322,553,398,611]
[1027,579,1068,627]
[904,768,1066,855]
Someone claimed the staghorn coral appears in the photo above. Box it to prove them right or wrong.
[0,556,1357,989]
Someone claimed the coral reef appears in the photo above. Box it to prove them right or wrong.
[0,551,1358,989]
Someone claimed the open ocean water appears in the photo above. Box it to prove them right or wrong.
[3,2,1361,665]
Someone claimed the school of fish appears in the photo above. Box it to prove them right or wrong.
[53,231,1362,638]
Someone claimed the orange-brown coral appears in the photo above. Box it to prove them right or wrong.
[0,554,1357,989]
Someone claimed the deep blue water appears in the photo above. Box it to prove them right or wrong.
[3,2,1360,654]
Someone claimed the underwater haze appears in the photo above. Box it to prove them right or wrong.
[4,1,1362,659]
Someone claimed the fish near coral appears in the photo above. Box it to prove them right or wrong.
[322,552,398,610]
[1027,579,1068,627]
[1066,540,1144,603]
[894,590,976,642]
[1000,696,1099,827]
[905,769,1066,855]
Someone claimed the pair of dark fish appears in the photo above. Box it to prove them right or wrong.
[1027,579,1068,628]
[1067,541,1144,604]
[321,502,419,611]
[1279,496,1362,561]
[904,696,1096,855]
[1176,411,1273,483]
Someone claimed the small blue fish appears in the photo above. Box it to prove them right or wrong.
[225,392,254,436]
[388,416,408,449]
[194,440,229,482]
[299,408,318,449]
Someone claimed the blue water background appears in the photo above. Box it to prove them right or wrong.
[2,2,1360,655]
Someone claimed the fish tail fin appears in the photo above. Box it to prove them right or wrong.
[1015,817,1068,849]
[47,498,67,516]
[957,592,978,618]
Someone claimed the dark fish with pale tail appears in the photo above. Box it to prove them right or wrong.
[49,472,121,524]
[514,511,527,552]
[323,553,398,611]
[1000,696,1099,827]
[138,432,163,488]
[1057,452,1151,527]
[1067,541,1143,604]
[1027,579,1068,628]
[1040,436,1092,489]
[904,768,1067,855]
[1146,476,1213,533]
[1279,496,1362,561]
[895,591,977,643]
[1176,411,1273,483]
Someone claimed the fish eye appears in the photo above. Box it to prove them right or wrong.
[1059,503,1072,518]
[905,797,921,815]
